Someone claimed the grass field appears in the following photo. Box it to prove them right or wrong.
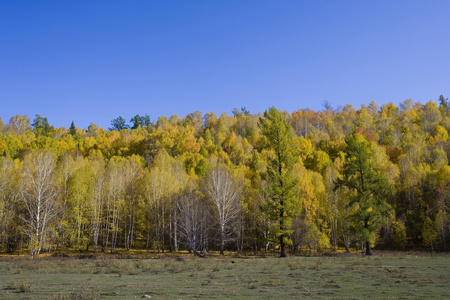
[0,252,448,299]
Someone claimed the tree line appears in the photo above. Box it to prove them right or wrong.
[0,97,449,256]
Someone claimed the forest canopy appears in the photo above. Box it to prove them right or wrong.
[0,98,449,256]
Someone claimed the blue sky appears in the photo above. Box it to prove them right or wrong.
[1,1,449,129]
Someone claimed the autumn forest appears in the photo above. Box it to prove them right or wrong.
[1,97,449,257]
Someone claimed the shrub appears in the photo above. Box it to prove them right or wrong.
[392,220,407,249]
[287,261,298,270]
[6,280,32,293]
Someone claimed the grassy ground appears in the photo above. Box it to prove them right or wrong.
[0,251,448,299]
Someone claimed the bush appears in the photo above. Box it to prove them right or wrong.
[305,224,330,252]
[392,220,407,249]
[6,280,32,293]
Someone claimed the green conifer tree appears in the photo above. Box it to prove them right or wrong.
[69,121,76,135]
[335,133,390,255]
[259,107,299,257]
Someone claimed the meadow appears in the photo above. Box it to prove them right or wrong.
[0,252,448,299]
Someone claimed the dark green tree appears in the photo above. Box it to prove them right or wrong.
[438,94,449,115]
[335,133,390,255]
[109,116,130,131]
[322,100,333,111]
[232,107,250,117]
[68,121,76,135]
[259,107,299,257]
[32,114,54,137]
[130,114,151,129]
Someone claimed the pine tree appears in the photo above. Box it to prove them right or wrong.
[69,121,76,135]
[32,114,54,137]
[109,116,130,131]
[259,107,299,257]
[335,133,390,255]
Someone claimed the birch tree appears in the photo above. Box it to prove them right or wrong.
[105,157,125,253]
[177,187,209,257]
[143,151,186,252]
[20,150,60,256]
[203,164,240,255]
[66,161,93,251]
[0,157,19,252]
[90,159,105,252]
[144,152,172,252]
[123,155,144,250]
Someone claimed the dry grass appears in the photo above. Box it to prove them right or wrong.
[0,251,448,299]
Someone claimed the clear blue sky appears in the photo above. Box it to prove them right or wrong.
[1,1,449,129]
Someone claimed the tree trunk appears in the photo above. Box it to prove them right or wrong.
[174,211,178,251]
[280,235,287,257]
[365,241,372,255]
[220,225,225,255]
[345,243,350,253]
[280,197,287,257]
[333,190,338,251]
[193,250,204,258]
